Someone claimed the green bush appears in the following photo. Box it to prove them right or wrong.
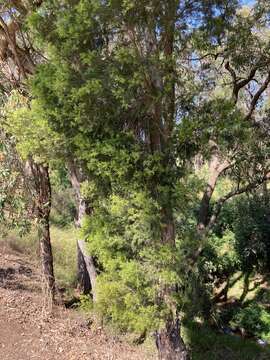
[184,320,270,360]
[199,230,240,284]
[50,188,76,228]
[233,195,270,272]
[230,304,270,341]
[83,191,181,334]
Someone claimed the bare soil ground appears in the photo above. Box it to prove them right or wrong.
[0,243,156,360]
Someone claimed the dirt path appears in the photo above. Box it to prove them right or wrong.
[0,244,155,360]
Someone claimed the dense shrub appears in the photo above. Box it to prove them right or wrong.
[199,230,240,284]
[233,195,270,272]
[83,191,182,333]
[230,303,270,341]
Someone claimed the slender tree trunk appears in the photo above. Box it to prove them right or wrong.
[68,161,97,299]
[26,160,55,297]
[38,209,55,295]
[240,271,251,303]
[129,2,189,356]
[77,239,97,300]
[36,164,55,297]
[189,152,230,264]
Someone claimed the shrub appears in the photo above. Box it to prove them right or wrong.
[230,304,270,341]
[233,195,270,272]
[83,191,182,334]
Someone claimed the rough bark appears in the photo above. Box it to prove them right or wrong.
[25,160,55,297]
[39,210,55,296]
[145,2,190,357]
[156,318,190,360]
[68,160,97,299]
[157,211,188,359]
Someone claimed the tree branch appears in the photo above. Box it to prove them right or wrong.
[197,155,231,231]
[245,71,270,121]
[208,171,270,230]
[225,61,257,103]
[190,171,270,267]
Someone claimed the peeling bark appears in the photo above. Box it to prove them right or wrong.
[68,160,97,299]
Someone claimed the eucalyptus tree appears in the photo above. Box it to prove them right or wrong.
[0,0,55,296]
[191,2,270,257]
[0,126,31,234]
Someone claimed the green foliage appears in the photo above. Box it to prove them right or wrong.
[0,131,30,233]
[200,230,240,282]
[22,0,270,344]
[192,230,240,319]
[3,92,63,164]
[230,304,270,341]
[206,190,270,280]
[82,190,183,333]
[184,321,270,360]
[50,169,76,227]
[233,195,270,272]
[79,294,93,314]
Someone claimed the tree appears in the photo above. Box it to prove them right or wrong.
[67,159,97,297]
[0,1,55,297]
[25,0,270,358]
[189,2,270,264]
[0,0,98,297]
[0,126,31,234]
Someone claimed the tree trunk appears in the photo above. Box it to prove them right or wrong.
[156,318,190,360]
[138,3,189,357]
[68,160,97,298]
[25,160,55,297]
[38,210,55,296]
[189,152,230,264]
[77,240,91,294]
[240,271,251,303]
[77,239,97,300]
[157,209,189,359]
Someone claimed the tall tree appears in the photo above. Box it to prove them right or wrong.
[27,0,270,358]
[0,1,55,297]
[193,2,270,257]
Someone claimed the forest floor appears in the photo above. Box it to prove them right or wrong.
[1,236,269,360]
[0,242,155,360]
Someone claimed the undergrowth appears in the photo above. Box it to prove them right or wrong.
[1,224,78,289]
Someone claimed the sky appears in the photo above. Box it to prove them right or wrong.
[241,0,255,5]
